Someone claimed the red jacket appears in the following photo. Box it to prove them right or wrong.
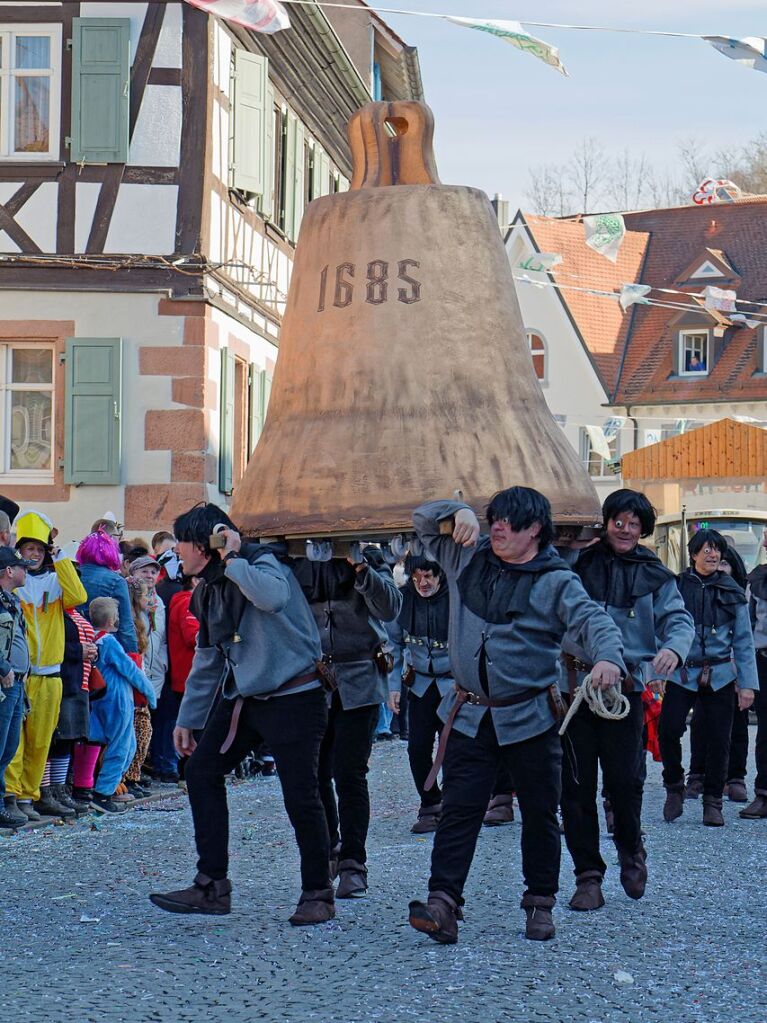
[167,590,199,693]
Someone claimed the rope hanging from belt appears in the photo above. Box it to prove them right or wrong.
[558,673,631,737]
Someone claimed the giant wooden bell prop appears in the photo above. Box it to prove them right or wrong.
[232,101,601,541]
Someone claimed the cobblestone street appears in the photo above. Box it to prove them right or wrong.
[1,734,765,1023]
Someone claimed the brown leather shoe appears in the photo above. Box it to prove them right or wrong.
[685,773,703,799]
[149,873,232,915]
[739,793,767,819]
[663,783,685,822]
[618,847,647,900]
[408,891,463,944]
[702,794,724,827]
[521,894,555,940]
[483,794,514,827]
[336,859,368,899]
[568,871,605,912]
[411,803,442,834]
[288,888,335,926]
[724,779,748,803]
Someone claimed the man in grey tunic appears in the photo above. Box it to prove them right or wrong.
[407,487,625,944]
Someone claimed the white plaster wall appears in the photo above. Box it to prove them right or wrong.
[0,289,183,545]
[129,85,182,167]
[213,22,232,94]
[74,182,102,253]
[106,184,178,253]
[211,99,229,185]
[13,182,57,254]
[154,2,183,68]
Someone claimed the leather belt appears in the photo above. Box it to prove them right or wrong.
[219,671,318,754]
[684,655,731,668]
[423,682,543,791]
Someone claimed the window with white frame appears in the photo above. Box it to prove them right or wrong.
[0,26,61,159]
[0,344,54,481]
[526,330,547,383]
[580,427,618,479]
[679,329,709,375]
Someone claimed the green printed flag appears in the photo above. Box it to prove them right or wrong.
[444,18,568,76]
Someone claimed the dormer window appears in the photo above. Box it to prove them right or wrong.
[679,329,709,375]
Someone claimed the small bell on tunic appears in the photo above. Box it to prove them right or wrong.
[711,627,717,635]
[232,633,242,644]
[628,608,636,619]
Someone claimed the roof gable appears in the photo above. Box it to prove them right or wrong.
[674,247,741,288]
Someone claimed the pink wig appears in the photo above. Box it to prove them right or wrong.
[77,530,122,572]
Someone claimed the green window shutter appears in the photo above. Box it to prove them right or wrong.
[231,49,268,196]
[219,348,235,494]
[260,370,272,433]
[262,83,276,220]
[283,112,298,241]
[64,337,122,485]
[71,18,130,164]
[248,362,264,453]
[292,121,306,240]
[310,144,326,201]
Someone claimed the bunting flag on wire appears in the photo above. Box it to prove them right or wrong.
[704,286,737,313]
[444,18,568,75]
[583,213,626,263]
[703,35,767,74]
[183,0,290,32]
[619,283,651,311]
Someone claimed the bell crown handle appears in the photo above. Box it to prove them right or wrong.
[348,101,441,189]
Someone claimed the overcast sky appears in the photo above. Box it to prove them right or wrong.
[382,0,767,211]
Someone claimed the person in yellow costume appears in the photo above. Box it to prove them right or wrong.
[4,511,87,821]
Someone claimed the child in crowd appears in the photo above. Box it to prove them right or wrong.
[123,578,154,798]
[88,597,156,813]
[166,575,200,780]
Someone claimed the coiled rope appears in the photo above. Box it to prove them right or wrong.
[558,673,631,736]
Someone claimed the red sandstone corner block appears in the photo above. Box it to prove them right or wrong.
[184,316,219,347]
[158,298,207,317]
[139,346,205,377]
[172,377,205,408]
[125,483,206,531]
[171,452,206,483]
[145,409,205,451]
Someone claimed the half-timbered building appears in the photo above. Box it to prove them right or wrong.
[0,0,423,545]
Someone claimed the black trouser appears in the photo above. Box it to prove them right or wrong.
[407,682,443,806]
[318,692,379,864]
[561,692,644,877]
[659,682,735,797]
[754,653,767,794]
[185,687,330,889]
[689,691,749,781]
[428,714,562,904]
[493,761,515,798]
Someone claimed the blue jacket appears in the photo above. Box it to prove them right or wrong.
[562,541,694,691]
[388,581,453,699]
[89,633,156,744]
[78,563,138,654]
[669,569,758,693]
[413,500,625,744]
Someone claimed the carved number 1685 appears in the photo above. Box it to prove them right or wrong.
[317,259,421,311]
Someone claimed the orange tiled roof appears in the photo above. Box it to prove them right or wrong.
[520,197,767,406]
[519,214,649,394]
